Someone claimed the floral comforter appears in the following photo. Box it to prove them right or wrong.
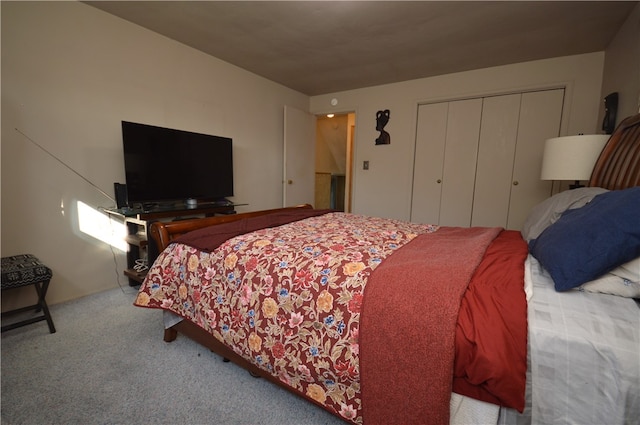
[135,212,438,423]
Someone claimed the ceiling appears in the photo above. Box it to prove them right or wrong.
[86,1,637,96]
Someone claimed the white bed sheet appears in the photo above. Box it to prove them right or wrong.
[499,255,640,425]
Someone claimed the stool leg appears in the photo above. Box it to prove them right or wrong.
[33,280,56,334]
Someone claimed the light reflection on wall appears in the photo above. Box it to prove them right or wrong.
[77,201,127,251]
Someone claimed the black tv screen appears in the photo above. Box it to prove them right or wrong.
[122,121,233,205]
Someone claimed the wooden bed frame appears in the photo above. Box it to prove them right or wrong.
[147,113,640,417]
[589,112,640,189]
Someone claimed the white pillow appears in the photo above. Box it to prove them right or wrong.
[611,256,640,283]
[578,257,640,298]
[521,187,609,241]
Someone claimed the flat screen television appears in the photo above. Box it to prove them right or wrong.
[121,121,233,207]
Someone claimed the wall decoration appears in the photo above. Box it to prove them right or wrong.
[602,92,618,134]
[375,109,390,145]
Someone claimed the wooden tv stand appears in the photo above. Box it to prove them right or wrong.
[105,202,242,286]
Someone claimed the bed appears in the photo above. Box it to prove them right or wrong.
[134,113,640,424]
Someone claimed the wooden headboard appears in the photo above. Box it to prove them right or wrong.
[589,113,640,189]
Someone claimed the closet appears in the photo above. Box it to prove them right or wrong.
[410,89,564,230]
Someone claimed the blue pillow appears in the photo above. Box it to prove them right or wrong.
[529,187,640,291]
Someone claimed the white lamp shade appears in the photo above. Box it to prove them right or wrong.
[540,135,609,181]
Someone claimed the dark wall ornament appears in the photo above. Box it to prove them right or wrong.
[602,92,618,134]
[375,109,390,145]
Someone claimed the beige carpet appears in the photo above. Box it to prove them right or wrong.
[1,287,343,425]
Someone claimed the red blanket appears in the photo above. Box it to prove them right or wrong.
[174,208,332,252]
[453,230,528,412]
[359,227,503,425]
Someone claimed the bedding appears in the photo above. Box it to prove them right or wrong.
[498,255,640,425]
[453,230,528,409]
[520,187,608,242]
[578,256,640,298]
[528,187,640,291]
[359,226,525,423]
[497,179,640,424]
[135,211,528,424]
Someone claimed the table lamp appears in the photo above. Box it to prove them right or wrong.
[540,134,609,189]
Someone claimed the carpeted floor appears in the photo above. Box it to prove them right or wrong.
[1,287,344,425]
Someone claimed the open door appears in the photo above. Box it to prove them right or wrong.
[283,105,316,207]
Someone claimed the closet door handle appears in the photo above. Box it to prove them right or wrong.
[513,181,519,186]
[437,179,442,184]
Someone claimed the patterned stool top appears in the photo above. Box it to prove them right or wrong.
[1,254,52,289]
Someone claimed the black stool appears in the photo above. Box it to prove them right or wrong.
[1,254,56,333]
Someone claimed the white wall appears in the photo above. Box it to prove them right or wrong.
[311,53,606,220]
[600,2,640,124]
[3,2,636,307]
[1,2,308,306]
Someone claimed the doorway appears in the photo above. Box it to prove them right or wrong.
[314,113,355,212]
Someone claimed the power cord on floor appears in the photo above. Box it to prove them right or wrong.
[133,258,148,273]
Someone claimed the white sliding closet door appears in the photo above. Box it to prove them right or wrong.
[411,99,482,226]
[439,99,483,227]
[507,89,564,229]
[411,88,564,230]
[471,94,521,227]
[411,103,448,225]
